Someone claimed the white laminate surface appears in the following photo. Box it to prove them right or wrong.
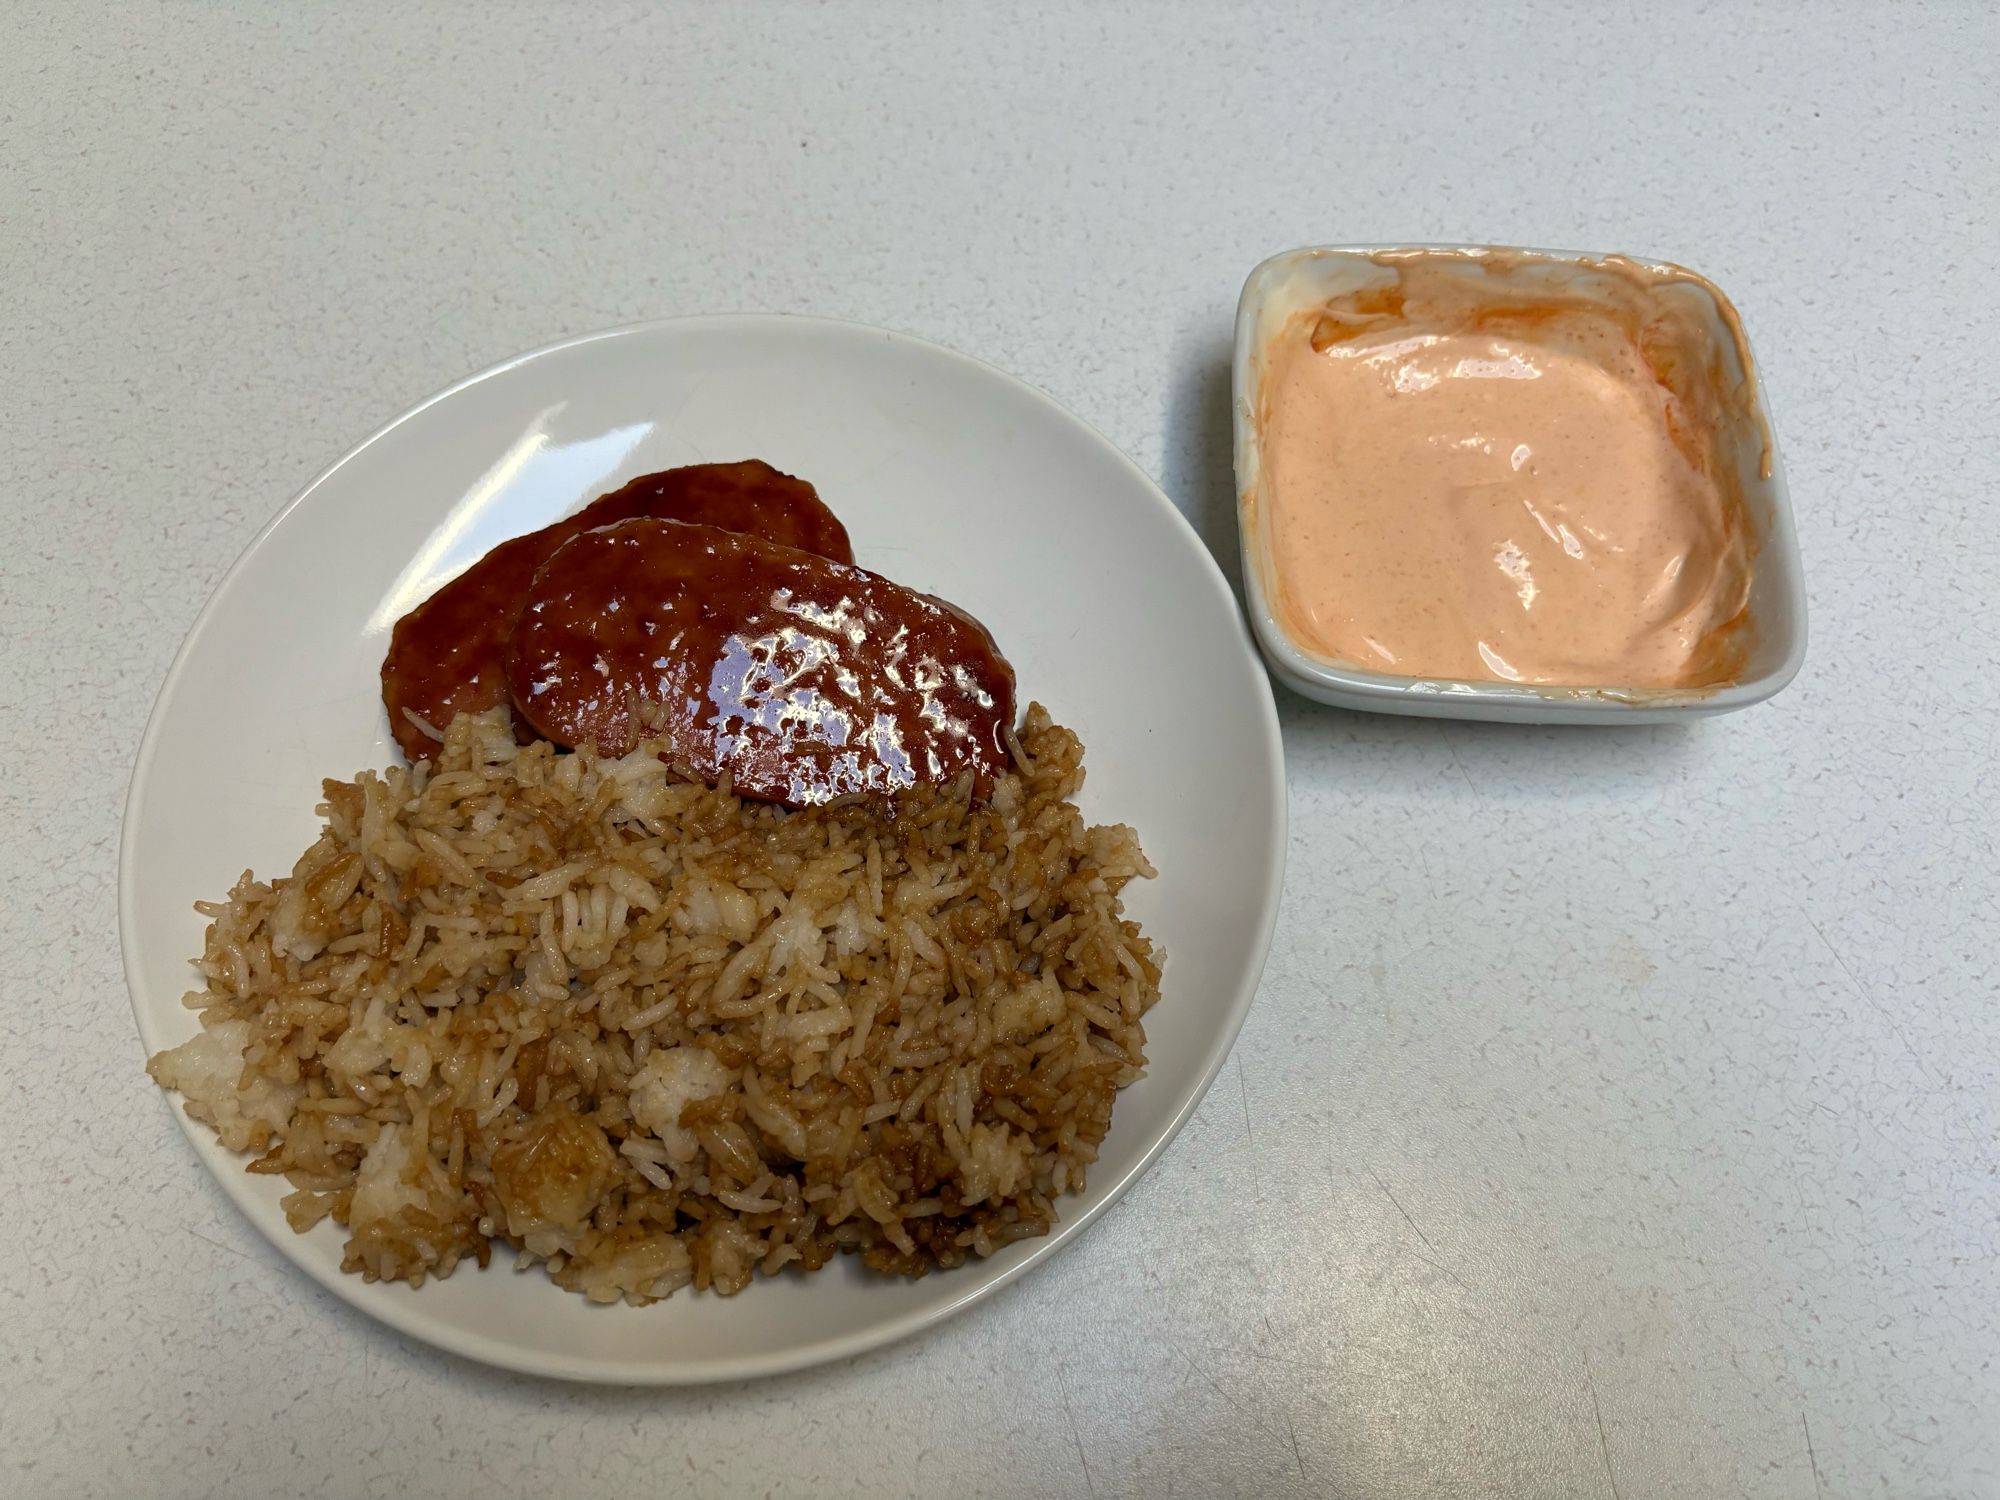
[3,4,1995,1496]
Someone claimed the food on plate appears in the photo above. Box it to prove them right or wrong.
[147,705,1158,1303]
[508,518,1015,803]
[381,461,851,760]
[152,457,1161,1306]
[589,461,854,565]
[1256,250,1756,687]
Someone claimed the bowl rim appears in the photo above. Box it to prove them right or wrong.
[1231,242,1808,718]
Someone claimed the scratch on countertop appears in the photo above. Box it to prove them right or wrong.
[1169,1340,1236,1411]
[1236,1052,1261,1194]
[1446,740,1482,801]
[1367,1166,1442,1261]
[1803,1411,1825,1500]
[1590,1380,1622,1500]
[1242,1348,1343,1376]
[1803,910,1937,1085]
[1365,1166,1472,1291]
[1285,1411,1308,1484]
[185,1226,251,1263]
[1166,1338,1295,1459]
[1056,1363,1098,1500]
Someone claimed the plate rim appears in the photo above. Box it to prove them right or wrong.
[118,312,1288,1385]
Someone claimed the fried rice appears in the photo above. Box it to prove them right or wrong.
[147,705,1161,1303]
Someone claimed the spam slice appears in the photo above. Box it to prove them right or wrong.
[506,518,1015,805]
[380,461,849,759]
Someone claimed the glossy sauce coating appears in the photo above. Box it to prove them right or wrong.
[506,518,1015,805]
[588,461,852,564]
[380,461,850,759]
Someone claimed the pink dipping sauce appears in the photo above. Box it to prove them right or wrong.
[1258,252,1758,689]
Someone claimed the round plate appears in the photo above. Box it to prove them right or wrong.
[121,315,1287,1384]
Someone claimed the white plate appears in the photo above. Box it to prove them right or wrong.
[121,316,1286,1384]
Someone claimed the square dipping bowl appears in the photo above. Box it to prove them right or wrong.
[1231,245,1807,724]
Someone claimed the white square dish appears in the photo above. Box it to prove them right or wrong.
[1231,244,1807,724]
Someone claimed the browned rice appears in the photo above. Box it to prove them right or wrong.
[147,705,1160,1303]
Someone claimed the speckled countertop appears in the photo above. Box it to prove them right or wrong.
[4,4,1996,1497]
